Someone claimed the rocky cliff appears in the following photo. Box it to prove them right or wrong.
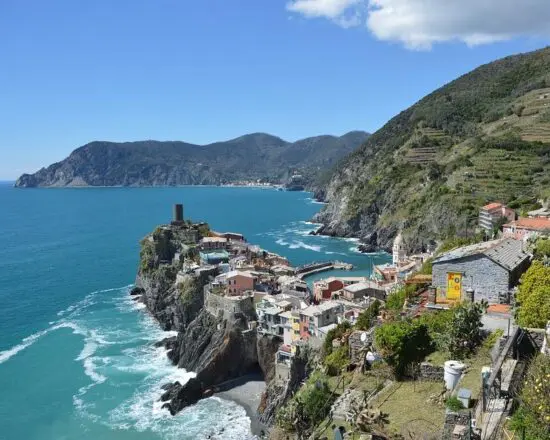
[133,221,282,419]
[314,47,550,253]
[15,131,369,188]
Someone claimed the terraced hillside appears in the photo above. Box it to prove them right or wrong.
[314,47,550,252]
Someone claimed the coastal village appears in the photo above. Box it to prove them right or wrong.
[136,203,550,440]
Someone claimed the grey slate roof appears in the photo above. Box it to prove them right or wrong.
[433,238,529,272]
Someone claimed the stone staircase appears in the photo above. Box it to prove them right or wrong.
[330,388,363,421]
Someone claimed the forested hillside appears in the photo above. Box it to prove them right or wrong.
[15,131,369,187]
[315,47,550,252]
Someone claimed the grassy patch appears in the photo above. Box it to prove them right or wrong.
[372,381,446,434]
[326,371,382,396]
[317,420,355,440]
[458,345,493,400]
[425,350,448,366]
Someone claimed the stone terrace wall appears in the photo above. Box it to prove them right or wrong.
[204,289,256,321]
[418,362,445,381]
[441,411,471,440]
[349,330,373,365]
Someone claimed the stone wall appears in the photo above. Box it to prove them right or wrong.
[204,289,256,321]
[417,362,445,381]
[527,328,546,352]
[432,255,511,304]
[441,411,472,440]
[542,322,550,355]
[349,330,373,365]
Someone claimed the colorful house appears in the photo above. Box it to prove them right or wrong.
[280,310,301,345]
[200,237,228,250]
[479,203,515,232]
[342,281,386,301]
[200,250,230,265]
[299,301,344,340]
[503,217,550,240]
[224,270,256,296]
[313,278,344,302]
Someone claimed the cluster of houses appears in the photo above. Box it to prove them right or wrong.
[479,202,550,240]
[167,201,549,381]
[426,202,550,306]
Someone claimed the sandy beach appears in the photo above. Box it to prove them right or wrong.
[216,378,268,438]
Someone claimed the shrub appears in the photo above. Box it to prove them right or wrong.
[417,258,433,275]
[445,396,464,411]
[374,321,432,378]
[534,238,550,260]
[276,373,335,433]
[386,288,406,312]
[416,310,453,351]
[510,355,550,440]
[516,261,550,328]
[439,302,486,359]
[356,299,381,330]
[324,346,350,376]
[323,321,351,357]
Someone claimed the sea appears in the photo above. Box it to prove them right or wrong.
[0,183,390,440]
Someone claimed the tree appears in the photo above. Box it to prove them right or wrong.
[534,238,550,260]
[440,302,486,359]
[492,216,509,238]
[323,321,351,357]
[516,261,550,328]
[356,299,381,330]
[276,373,335,437]
[510,355,550,440]
[374,321,432,378]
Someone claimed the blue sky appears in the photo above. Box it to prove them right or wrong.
[1,0,549,179]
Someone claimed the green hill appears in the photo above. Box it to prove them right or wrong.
[15,131,369,188]
[314,47,550,252]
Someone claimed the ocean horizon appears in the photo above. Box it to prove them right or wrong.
[0,184,390,440]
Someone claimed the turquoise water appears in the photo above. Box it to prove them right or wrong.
[0,184,390,440]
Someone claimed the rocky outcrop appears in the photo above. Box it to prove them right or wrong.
[259,344,314,426]
[135,221,285,422]
[257,335,283,383]
[160,309,261,414]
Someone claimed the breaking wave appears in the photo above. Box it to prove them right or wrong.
[1,285,254,439]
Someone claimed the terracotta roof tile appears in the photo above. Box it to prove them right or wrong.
[504,217,550,231]
[487,304,511,314]
[482,202,503,210]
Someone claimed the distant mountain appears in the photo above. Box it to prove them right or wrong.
[15,131,369,188]
[314,46,550,252]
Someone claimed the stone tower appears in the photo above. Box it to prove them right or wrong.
[392,233,406,266]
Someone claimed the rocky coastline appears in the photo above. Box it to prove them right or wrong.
[307,191,394,254]
[130,215,308,436]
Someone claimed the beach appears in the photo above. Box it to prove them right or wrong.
[216,377,268,437]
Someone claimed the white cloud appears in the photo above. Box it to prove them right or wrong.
[286,0,550,49]
[286,0,361,19]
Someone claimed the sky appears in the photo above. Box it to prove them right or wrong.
[1,0,550,180]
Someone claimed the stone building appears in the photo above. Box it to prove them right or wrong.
[432,239,530,304]
[204,289,256,320]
